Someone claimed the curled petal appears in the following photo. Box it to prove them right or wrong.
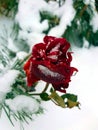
[43,36,56,45]
[32,43,46,59]
[24,57,32,70]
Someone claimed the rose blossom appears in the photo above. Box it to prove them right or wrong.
[24,36,78,93]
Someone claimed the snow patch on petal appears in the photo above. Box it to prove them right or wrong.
[38,65,64,79]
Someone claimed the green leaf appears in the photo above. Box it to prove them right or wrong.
[61,93,80,109]
[40,93,50,101]
[61,93,77,102]
[50,87,54,93]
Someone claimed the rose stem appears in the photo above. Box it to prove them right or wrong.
[41,83,49,93]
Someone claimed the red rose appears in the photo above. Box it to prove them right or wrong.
[24,36,78,93]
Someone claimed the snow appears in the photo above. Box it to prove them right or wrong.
[16,0,75,46]
[15,0,48,47]
[83,0,98,33]
[15,0,49,32]
[8,37,18,52]
[5,95,40,114]
[83,0,95,5]
[3,48,97,130]
[0,16,13,32]
[1,46,98,130]
[48,0,76,37]
[18,30,45,47]
[0,16,18,52]
[83,37,89,48]
[16,51,28,60]
[0,70,20,95]
[0,92,6,104]
[90,11,98,32]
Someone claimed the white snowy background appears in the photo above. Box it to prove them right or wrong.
[0,0,98,130]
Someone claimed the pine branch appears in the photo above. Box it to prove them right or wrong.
[0,0,18,17]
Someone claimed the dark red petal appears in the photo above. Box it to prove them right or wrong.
[31,64,65,84]
[24,57,32,70]
[45,38,70,57]
[24,59,39,86]
[52,83,69,93]
[32,43,46,58]
[62,40,70,54]
[66,52,73,63]
[70,67,78,76]
[43,36,56,45]
[47,51,60,62]
[27,71,39,86]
